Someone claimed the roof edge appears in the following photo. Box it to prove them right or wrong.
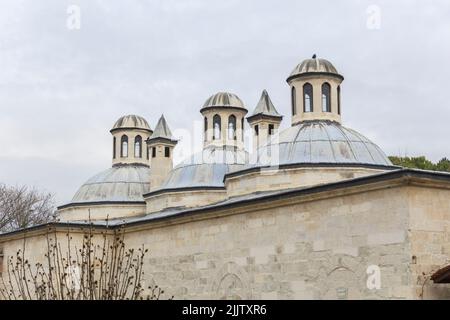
[287,72,344,83]
[223,163,401,181]
[57,200,146,211]
[200,106,248,114]
[247,113,283,123]
[4,169,450,239]
[146,137,178,145]
[143,186,226,198]
[110,127,153,134]
[111,162,150,168]
[103,168,450,229]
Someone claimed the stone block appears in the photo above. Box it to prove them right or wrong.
[333,246,359,257]
[313,240,326,252]
[367,231,405,246]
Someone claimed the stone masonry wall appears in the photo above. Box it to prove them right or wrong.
[124,186,418,299]
[2,184,450,299]
[408,186,450,299]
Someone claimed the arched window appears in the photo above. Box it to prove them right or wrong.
[228,115,236,140]
[113,137,116,159]
[337,85,341,115]
[134,135,142,158]
[303,83,313,112]
[213,114,221,140]
[291,87,296,115]
[241,118,244,140]
[204,117,208,141]
[121,135,128,157]
[322,82,331,112]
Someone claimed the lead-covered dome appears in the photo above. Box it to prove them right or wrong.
[158,146,248,190]
[70,165,150,203]
[111,114,152,133]
[201,92,246,111]
[288,55,343,81]
[255,121,392,167]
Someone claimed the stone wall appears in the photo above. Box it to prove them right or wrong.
[2,183,450,300]
[145,189,227,214]
[58,203,146,221]
[408,186,450,299]
[225,166,388,198]
[124,185,418,299]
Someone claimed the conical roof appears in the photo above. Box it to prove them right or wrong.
[251,90,281,117]
[148,115,175,142]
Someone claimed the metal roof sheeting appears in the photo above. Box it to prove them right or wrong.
[150,115,173,140]
[111,114,151,132]
[255,121,392,166]
[202,92,246,110]
[289,57,340,78]
[71,165,151,203]
[159,146,248,189]
[251,90,281,117]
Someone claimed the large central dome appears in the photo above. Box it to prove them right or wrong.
[255,121,392,167]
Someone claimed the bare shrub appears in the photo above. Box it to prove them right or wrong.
[0,221,171,300]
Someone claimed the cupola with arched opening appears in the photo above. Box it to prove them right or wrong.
[287,55,343,125]
[200,92,248,149]
[110,114,153,167]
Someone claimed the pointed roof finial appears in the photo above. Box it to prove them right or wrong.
[248,90,282,120]
[148,114,175,142]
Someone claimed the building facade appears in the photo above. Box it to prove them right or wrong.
[1,56,450,299]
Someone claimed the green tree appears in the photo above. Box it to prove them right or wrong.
[436,157,450,172]
[388,156,450,173]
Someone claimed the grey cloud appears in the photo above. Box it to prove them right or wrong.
[0,0,449,204]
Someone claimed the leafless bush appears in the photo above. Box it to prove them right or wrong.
[0,221,171,300]
[0,184,55,233]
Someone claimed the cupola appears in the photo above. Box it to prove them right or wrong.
[110,114,153,167]
[200,92,248,150]
[287,55,344,125]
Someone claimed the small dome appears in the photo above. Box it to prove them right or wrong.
[288,56,342,81]
[159,146,248,190]
[70,165,150,203]
[201,92,246,111]
[111,114,152,132]
[256,121,392,167]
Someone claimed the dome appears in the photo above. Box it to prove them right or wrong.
[111,114,152,133]
[288,56,342,81]
[70,165,150,203]
[159,146,248,190]
[201,92,246,111]
[255,121,392,167]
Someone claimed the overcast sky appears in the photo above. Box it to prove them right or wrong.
[0,0,449,205]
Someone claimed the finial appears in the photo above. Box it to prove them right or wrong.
[312,54,317,59]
